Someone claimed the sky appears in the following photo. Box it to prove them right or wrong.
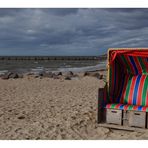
[0,8,148,56]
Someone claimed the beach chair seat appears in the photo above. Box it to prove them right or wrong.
[104,74,148,111]
[106,103,148,112]
[109,74,148,107]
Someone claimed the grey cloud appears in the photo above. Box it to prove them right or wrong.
[0,8,148,55]
[42,8,79,16]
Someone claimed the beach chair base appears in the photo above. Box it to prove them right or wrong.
[106,109,146,128]
[97,123,147,132]
[98,87,147,131]
[98,109,147,132]
[106,109,122,125]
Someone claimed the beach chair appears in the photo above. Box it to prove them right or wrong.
[98,48,148,131]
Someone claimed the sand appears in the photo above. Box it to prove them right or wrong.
[0,73,148,140]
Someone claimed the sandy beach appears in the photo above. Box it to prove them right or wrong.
[0,71,148,140]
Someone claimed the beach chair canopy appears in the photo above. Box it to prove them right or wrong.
[105,48,148,111]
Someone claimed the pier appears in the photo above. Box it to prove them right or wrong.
[0,56,107,61]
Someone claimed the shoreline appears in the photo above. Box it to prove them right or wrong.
[0,61,107,80]
[0,69,107,80]
[0,61,107,74]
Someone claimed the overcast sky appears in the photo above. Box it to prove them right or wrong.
[0,8,148,56]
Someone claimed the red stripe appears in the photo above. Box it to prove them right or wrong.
[123,104,129,110]
[128,76,137,104]
[115,104,122,109]
[113,62,119,100]
[143,58,148,73]
[125,55,136,74]
[110,62,115,100]
[133,105,138,111]
[118,55,127,69]
[133,56,143,74]
[115,62,120,102]
[117,55,127,74]
[123,75,130,102]
[137,75,146,106]
[106,104,111,108]
[120,75,130,104]
[142,106,147,112]
[109,98,114,103]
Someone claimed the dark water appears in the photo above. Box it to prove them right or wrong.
[0,59,106,74]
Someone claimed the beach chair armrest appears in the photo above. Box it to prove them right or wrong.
[97,86,107,123]
[98,87,105,108]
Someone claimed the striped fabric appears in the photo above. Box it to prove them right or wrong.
[117,55,148,75]
[106,103,148,112]
[116,74,148,106]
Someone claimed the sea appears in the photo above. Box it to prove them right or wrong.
[0,58,107,75]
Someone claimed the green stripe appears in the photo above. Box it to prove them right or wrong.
[124,75,132,104]
[142,76,148,106]
[138,57,146,74]
[111,103,116,109]
[120,55,131,73]
[128,105,133,110]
